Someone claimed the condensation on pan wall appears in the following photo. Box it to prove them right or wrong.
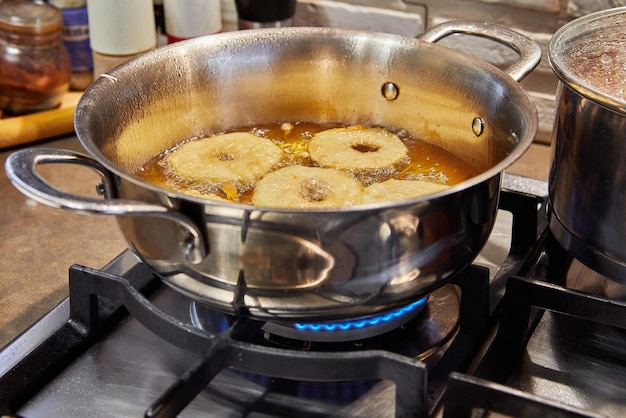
[220,0,626,143]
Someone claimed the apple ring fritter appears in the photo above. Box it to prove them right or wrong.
[308,126,409,173]
[252,166,363,209]
[356,179,449,205]
[168,132,282,186]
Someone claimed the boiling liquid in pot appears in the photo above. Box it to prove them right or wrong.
[136,122,477,205]
[551,9,626,104]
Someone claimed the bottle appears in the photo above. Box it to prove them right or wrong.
[153,0,167,47]
[48,0,93,91]
[163,0,222,44]
[234,0,297,29]
[0,0,72,115]
[86,0,156,77]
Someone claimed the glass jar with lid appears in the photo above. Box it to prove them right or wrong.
[0,0,72,115]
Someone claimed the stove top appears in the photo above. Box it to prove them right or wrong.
[2,173,625,417]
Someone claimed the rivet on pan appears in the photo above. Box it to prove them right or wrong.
[382,82,399,101]
[95,182,106,196]
[472,117,484,137]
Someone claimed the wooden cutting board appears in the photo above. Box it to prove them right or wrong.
[0,91,82,149]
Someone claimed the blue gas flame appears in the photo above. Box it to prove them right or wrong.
[293,297,428,332]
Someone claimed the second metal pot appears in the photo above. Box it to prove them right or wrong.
[548,7,626,282]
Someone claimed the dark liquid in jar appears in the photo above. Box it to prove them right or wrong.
[136,122,478,204]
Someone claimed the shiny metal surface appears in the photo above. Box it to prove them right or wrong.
[418,20,541,82]
[548,82,626,282]
[5,25,539,320]
[5,148,207,264]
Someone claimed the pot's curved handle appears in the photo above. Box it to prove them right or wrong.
[5,148,206,264]
[418,21,541,82]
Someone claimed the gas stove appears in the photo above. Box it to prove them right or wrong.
[1,173,624,417]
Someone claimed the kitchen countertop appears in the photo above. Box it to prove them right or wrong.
[0,136,127,348]
[0,134,552,349]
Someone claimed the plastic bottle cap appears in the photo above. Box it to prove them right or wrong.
[87,0,156,55]
[163,0,221,41]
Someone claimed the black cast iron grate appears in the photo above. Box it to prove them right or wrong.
[441,272,626,418]
[0,262,494,417]
[442,230,626,417]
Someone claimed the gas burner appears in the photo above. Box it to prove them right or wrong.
[190,284,461,360]
[262,297,428,343]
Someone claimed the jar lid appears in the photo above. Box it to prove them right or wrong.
[0,0,62,35]
[549,7,626,113]
[48,0,87,8]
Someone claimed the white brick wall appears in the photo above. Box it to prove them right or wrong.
[293,0,424,36]
[221,0,626,142]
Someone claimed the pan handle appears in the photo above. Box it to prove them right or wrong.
[418,20,541,82]
[5,148,206,264]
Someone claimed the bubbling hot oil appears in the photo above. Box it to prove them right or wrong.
[136,122,478,204]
